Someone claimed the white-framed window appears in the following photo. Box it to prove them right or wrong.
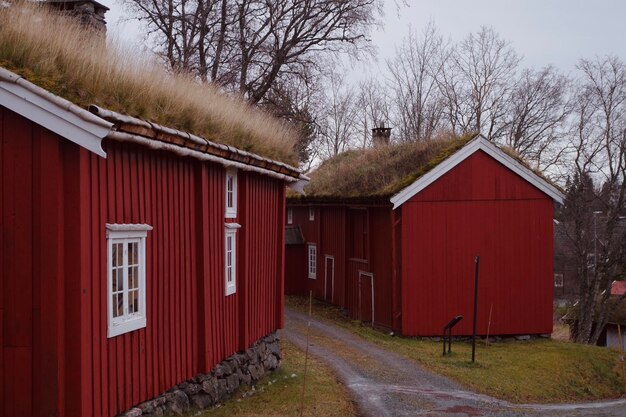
[225,169,238,218]
[308,244,317,279]
[225,223,241,295]
[309,207,315,221]
[106,224,152,338]
[287,208,293,224]
[554,273,564,288]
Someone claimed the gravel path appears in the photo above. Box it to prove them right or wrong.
[283,308,626,417]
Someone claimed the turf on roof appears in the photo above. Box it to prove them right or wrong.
[0,2,296,164]
[297,133,477,199]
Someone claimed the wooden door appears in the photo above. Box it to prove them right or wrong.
[324,256,334,302]
[359,272,374,326]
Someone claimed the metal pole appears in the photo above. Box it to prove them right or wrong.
[594,213,598,273]
[472,256,480,363]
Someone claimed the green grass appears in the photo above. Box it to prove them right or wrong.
[190,340,356,417]
[286,296,626,404]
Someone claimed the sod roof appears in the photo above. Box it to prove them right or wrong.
[0,2,297,164]
[294,133,477,200]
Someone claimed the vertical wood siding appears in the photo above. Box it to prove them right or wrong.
[0,107,287,417]
[401,151,554,336]
[286,150,554,337]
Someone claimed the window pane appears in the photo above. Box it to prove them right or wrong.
[113,293,123,318]
[112,268,118,293]
[128,266,138,290]
[130,242,138,265]
[117,243,124,266]
[116,268,123,291]
[131,290,139,313]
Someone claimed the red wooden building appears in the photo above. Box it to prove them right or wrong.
[286,134,563,337]
[0,61,306,417]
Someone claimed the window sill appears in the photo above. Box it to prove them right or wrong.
[108,316,146,338]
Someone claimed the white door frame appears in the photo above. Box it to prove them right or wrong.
[358,271,374,327]
[324,255,335,303]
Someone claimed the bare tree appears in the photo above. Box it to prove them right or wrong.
[503,66,570,171]
[437,26,520,139]
[356,77,392,147]
[561,55,626,344]
[125,0,383,104]
[315,71,360,159]
[386,23,445,141]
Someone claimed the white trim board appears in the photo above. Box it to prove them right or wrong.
[0,68,112,157]
[390,134,565,209]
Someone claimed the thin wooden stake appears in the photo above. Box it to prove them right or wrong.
[618,324,626,393]
[486,304,493,346]
[299,291,313,417]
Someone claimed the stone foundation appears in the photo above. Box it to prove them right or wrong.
[118,332,281,417]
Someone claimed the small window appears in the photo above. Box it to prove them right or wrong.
[225,169,237,218]
[225,224,240,295]
[287,208,293,225]
[106,224,152,338]
[308,244,317,279]
[309,207,315,221]
[554,273,564,288]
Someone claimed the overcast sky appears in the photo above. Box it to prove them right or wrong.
[101,0,626,78]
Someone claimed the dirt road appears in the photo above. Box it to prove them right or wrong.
[283,308,626,417]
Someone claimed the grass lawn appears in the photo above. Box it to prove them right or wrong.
[286,296,626,404]
[189,339,356,417]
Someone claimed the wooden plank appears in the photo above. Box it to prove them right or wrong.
[3,111,34,417]
[4,347,32,417]
[1,107,6,417]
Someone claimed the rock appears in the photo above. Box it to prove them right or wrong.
[182,383,201,397]
[268,342,281,359]
[121,408,143,417]
[515,335,531,341]
[227,373,240,392]
[191,393,214,409]
[217,379,229,401]
[248,363,260,381]
[164,389,190,415]
[137,400,156,413]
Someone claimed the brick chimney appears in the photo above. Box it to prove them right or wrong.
[372,123,391,147]
[46,0,109,34]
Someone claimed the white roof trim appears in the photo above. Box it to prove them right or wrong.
[0,67,112,157]
[390,134,565,209]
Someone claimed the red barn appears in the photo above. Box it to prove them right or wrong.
[286,134,563,337]
[0,7,307,415]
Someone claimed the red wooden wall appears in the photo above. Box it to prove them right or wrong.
[285,204,394,330]
[0,106,286,417]
[400,150,554,336]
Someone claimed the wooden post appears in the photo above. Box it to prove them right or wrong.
[471,256,480,363]
[618,324,626,393]
[486,304,493,346]
[299,291,313,417]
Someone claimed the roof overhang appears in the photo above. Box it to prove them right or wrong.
[0,68,112,157]
[390,134,565,209]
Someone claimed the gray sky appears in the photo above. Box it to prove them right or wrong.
[367,0,626,76]
[101,0,626,77]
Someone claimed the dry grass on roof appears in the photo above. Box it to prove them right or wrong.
[301,133,476,199]
[0,2,297,164]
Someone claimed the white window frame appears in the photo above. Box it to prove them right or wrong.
[309,207,315,221]
[225,168,238,218]
[225,223,241,295]
[287,208,293,224]
[554,273,564,288]
[308,244,317,279]
[106,224,152,338]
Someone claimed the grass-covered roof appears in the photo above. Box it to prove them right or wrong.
[0,2,297,164]
[296,133,477,199]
